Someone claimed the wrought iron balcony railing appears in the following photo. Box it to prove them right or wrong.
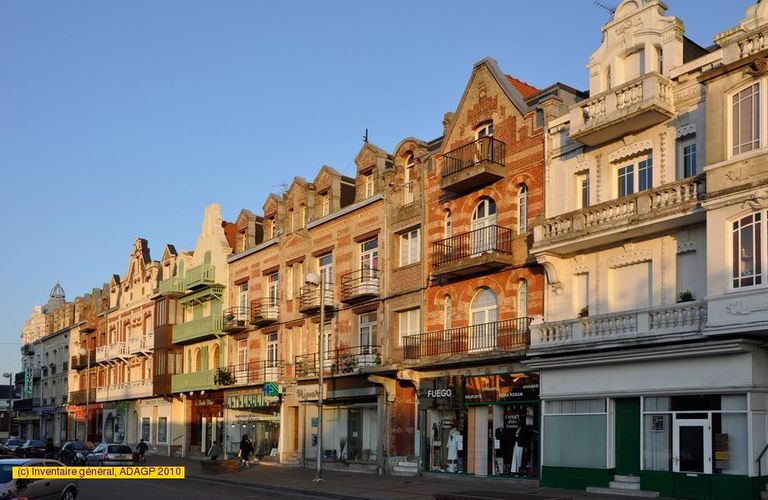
[70,352,95,370]
[222,306,250,332]
[433,225,514,268]
[250,297,279,326]
[442,136,506,178]
[340,269,380,304]
[222,360,283,386]
[68,389,96,405]
[402,318,531,360]
[299,285,334,314]
[294,345,381,378]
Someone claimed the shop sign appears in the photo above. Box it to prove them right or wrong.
[23,367,32,397]
[463,372,540,404]
[296,385,326,402]
[35,406,55,415]
[418,376,462,408]
[264,382,280,397]
[226,390,278,409]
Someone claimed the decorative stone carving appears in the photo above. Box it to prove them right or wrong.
[573,264,589,275]
[726,300,768,315]
[725,166,746,182]
[674,84,704,104]
[608,140,653,163]
[742,189,768,210]
[675,124,696,139]
[746,57,768,77]
[608,250,652,269]
[659,131,667,184]
[676,241,697,254]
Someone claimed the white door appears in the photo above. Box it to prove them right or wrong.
[470,288,498,351]
[266,333,279,380]
[238,283,249,321]
[319,254,333,303]
[360,239,379,292]
[267,273,279,316]
[673,416,712,474]
[471,198,498,256]
[235,339,248,383]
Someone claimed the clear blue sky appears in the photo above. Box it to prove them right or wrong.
[0,0,754,374]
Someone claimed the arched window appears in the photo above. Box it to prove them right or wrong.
[518,280,529,318]
[471,198,497,254]
[518,185,528,234]
[404,153,415,205]
[444,210,452,239]
[444,295,452,330]
[194,348,202,372]
[470,288,498,326]
[212,344,220,370]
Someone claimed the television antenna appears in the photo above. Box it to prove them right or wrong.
[594,0,616,15]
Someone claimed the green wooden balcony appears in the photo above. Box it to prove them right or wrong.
[185,264,216,289]
[172,315,223,344]
[171,370,216,393]
[158,276,185,296]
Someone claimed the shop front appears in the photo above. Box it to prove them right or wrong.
[225,386,281,460]
[536,344,768,499]
[102,402,127,444]
[296,378,380,465]
[128,398,172,454]
[188,392,224,456]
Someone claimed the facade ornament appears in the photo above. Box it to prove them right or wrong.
[726,300,768,315]
[594,153,602,203]
[676,241,697,254]
[608,250,652,269]
[675,124,696,139]
[742,189,768,210]
[659,131,667,185]
[746,57,768,77]
[573,263,589,275]
[608,140,653,163]
[725,166,745,182]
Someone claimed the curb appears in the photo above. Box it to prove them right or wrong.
[186,473,369,500]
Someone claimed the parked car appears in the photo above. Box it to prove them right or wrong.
[85,444,135,466]
[3,439,23,452]
[57,441,95,466]
[0,446,13,458]
[14,440,46,458]
[0,458,78,499]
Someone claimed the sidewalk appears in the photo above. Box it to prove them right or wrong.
[143,455,632,499]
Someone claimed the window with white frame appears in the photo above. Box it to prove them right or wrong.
[577,172,590,209]
[732,211,763,288]
[398,308,420,346]
[518,185,528,234]
[731,82,760,157]
[517,280,528,317]
[617,155,652,197]
[443,295,452,330]
[267,217,276,239]
[358,312,377,347]
[238,283,249,310]
[404,154,415,205]
[679,139,697,179]
[364,172,375,198]
[399,227,420,266]
[321,192,330,216]
[266,332,279,368]
[444,210,452,239]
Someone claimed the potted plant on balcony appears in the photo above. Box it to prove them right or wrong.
[678,290,695,303]
[214,368,236,386]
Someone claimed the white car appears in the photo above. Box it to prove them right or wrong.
[0,458,78,500]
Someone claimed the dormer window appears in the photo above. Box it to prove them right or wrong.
[298,205,306,229]
[267,217,276,239]
[364,172,374,198]
[319,192,330,217]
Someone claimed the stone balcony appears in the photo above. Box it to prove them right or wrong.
[95,341,128,363]
[529,300,707,354]
[95,379,153,402]
[569,72,675,146]
[128,333,154,354]
[533,175,705,256]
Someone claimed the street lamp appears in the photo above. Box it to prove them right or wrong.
[2,373,11,439]
[304,271,325,482]
[78,347,90,442]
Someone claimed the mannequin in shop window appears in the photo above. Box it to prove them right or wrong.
[511,416,534,475]
[447,427,463,473]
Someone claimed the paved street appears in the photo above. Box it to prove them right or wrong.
[77,477,330,500]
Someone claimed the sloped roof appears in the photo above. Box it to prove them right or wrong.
[505,75,539,99]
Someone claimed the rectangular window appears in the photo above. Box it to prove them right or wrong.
[398,308,420,346]
[732,83,761,156]
[358,312,377,347]
[638,156,652,191]
[618,165,634,197]
[682,143,697,178]
[267,332,279,367]
[732,212,762,288]
[399,228,420,266]
[238,283,248,310]
[141,417,150,442]
[157,417,168,443]
[543,398,607,469]
[322,194,330,216]
[580,173,590,208]
[364,174,374,198]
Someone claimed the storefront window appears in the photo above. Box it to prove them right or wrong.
[157,417,167,444]
[641,394,748,475]
[543,398,607,468]
[141,417,150,442]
